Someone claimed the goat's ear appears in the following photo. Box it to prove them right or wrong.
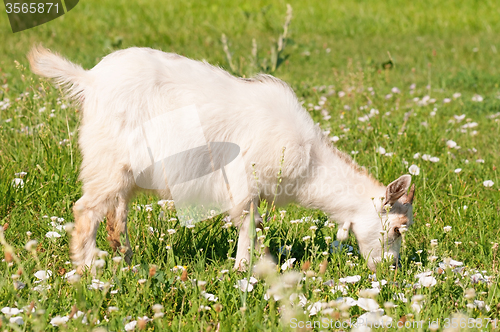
[399,183,415,205]
[384,175,412,206]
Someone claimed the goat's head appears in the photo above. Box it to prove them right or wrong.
[351,174,415,271]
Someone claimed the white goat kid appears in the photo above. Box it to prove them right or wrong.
[28,46,415,272]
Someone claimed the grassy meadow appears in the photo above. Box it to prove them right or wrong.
[1,0,500,330]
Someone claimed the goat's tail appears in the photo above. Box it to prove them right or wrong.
[28,45,90,101]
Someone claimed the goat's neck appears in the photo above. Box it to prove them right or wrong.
[298,143,385,225]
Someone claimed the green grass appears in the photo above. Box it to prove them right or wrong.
[1,0,500,331]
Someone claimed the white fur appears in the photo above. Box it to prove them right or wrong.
[28,46,414,272]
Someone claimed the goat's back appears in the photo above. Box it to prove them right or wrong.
[30,46,322,203]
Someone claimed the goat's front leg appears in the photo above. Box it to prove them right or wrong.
[234,209,262,271]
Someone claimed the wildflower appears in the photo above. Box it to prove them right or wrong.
[281,258,296,271]
[472,94,483,102]
[338,91,345,98]
[94,259,105,269]
[50,315,69,326]
[330,136,339,142]
[201,291,218,302]
[454,168,462,173]
[483,180,494,187]
[15,171,27,178]
[67,274,81,284]
[391,87,401,94]
[443,98,451,103]
[417,276,436,288]
[429,157,439,163]
[302,235,311,241]
[97,250,108,259]
[440,258,463,268]
[280,210,286,218]
[171,265,186,272]
[112,256,122,263]
[446,140,457,148]
[25,239,37,251]
[45,231,61,238]
[88,279,107,290]
[12,178,24,188]
[443,226,452,232]
[10,316,24,325]
[462,122,478,129]
[34,270,52,281]
[384,301,397,309]
[309,225,317,231]
[235,277,257,292]
[453,92,461,99]
[357,297,380,311]
[377,147,386,154]
[470,273,487,284]
[339,275,361,283]
[413,152,420,159]
[465,288,476,300]
[430,239,438,247]
[167,229,176,235]
[124,320,137,331]
[108,306,119,313]
[33,284,51,292]
[1,307,23,317]
[408,164,420,176]
[152,304,164,313]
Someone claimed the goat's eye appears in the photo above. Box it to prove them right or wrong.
[394,227,400,236]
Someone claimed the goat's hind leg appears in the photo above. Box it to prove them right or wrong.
[105,195,133,264]
[71,195,108,273]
